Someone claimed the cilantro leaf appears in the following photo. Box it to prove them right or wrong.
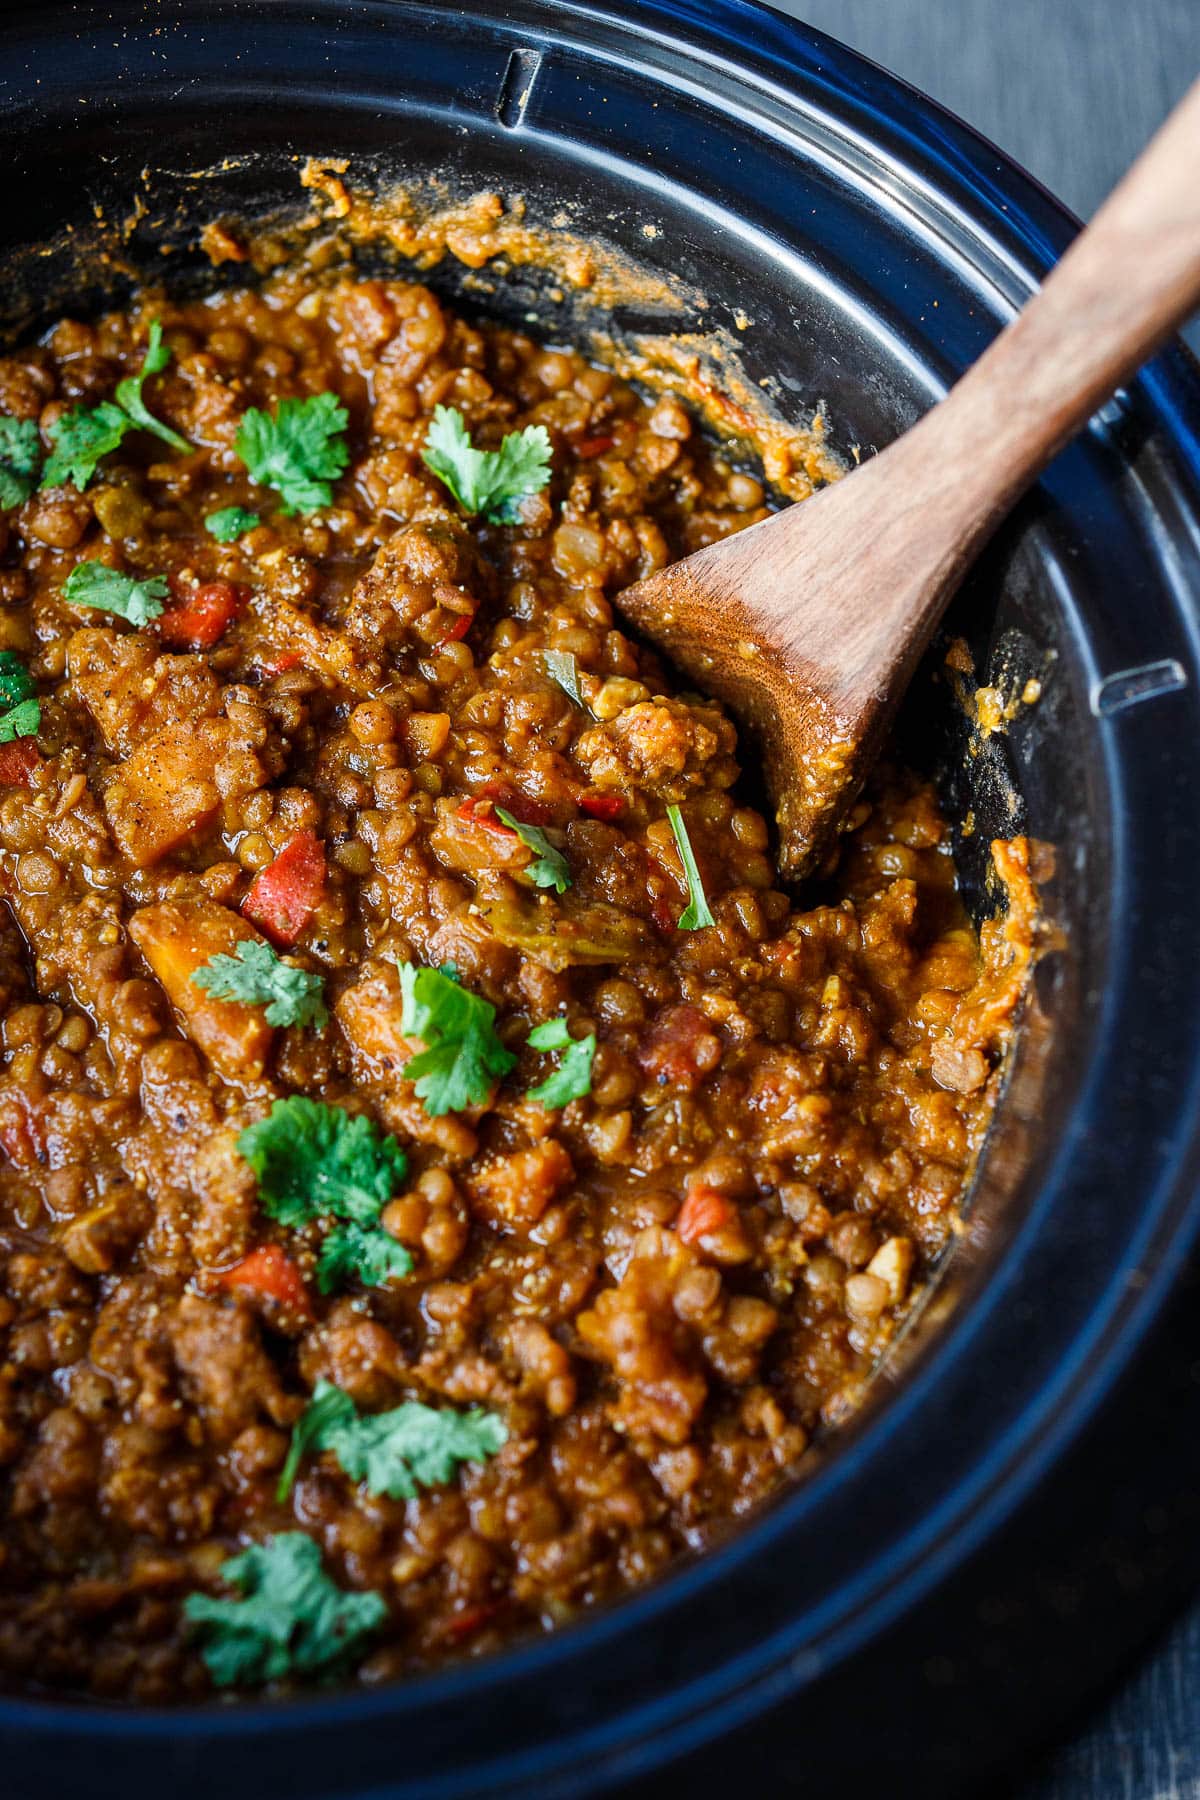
[0,417,42,509]
[279,1379,507,1503]
[235,393,349,516]
[206,505,261,543]
[666,804,715,930]
[0,699,40,744]
[495,807,571,894]
[41,402,132,491]
[237,1097,407,1231]
[113,320,190,453]
[0,652,35,712]
[526,1018,596,1109]
[316,1221,413,1297]
[191,937,327,1029]
[421,405,552,523]
[542,648,583,707]
[396,960,516,1116]
[183,1532,386,1688]
[63,561,168,627]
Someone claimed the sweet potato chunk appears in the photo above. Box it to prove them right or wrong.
[103,718,231,866]
[129,902,274,1082]
[69,628,219,757]
[334,959,410,1077]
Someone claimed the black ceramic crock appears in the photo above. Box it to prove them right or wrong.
[2,3,1200,1796]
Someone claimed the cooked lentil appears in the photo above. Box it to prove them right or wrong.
[0,269,1033,1699]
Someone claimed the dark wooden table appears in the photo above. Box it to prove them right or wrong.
[768,3,1200,1792]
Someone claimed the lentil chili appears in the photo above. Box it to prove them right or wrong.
[0,269,1033,1699]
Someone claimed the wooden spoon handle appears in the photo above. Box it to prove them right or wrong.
[898,75,1200,544]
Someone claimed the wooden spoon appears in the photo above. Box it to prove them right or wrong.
[616,79,1200,878]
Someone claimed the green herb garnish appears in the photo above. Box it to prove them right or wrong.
[542,648,583,707]
[235,393,349,516]
[41,320,188,489]
[422,404,552,523]
[205,505,261,543]
[0,417,42,509]
[113,320,189,452]
[316,1221,413,1297]
[63,561,169,627]
[495,807,571,894]
[191,938,327,1028]
[183,1532,386,1688]
[41,404,132,492]
[0,652,36,712]
[277,1379,507,1504]
[0,699,40,744]
[526,1018,596,1109]
[237,1097,407,1229]
[396,960,517,1117]
[666,803,715,930]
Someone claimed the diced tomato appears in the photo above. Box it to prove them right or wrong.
[0,739,40,787]
[476,778,552,827]
[637,1003,723,1089]
[676,1185,735,1246]
[437,1602,500,1643]
[259,649,303,678]
[575,434,616,460]
[219,1245,312,1319]
[158,579,245,651]
[435,608,476,648]
[0,1086,45,1168]
[579,790,623,823]
[241,831,327,947]
[456,796,518,837]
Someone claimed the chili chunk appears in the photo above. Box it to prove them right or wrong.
[0,272,1032,1700]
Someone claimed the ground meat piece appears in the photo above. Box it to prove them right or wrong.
[344,520,483,660]
[573,695,737,797]
[166,1294,295,1443]
[577,1241,710,1446]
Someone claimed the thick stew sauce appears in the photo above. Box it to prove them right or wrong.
[0,271,1031,1699]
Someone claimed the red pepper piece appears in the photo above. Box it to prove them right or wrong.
[435,608,476,648]
[158,579,245,651]
[242,831,327,947]
[219,1245,313,1319]
[259,649,303,678]
[0,740,40,787]
[576,434,616,460]
[476,778,552,827]
[456,796,518,836]
[676,1185,735,1246]
[580,790,623,822]
[0,1087,45,1168]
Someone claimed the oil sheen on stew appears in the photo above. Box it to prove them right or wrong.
[0,270,1033,1700]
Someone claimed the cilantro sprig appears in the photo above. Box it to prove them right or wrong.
[0,653,39,744]
[526,1018,596,1109]
[112,321,190,453]
[495,808,571,894]
[183,1532,386,1688]
[206,505,261,543]
[235,393,349,516]
[277,1379,507,1504]
[397,960,516,1117]
[0,417,42,509]
[238,1097,406,1227]
[666,804,715,931]
[422,404,552,524]
[41,320,188,490]
[63,561,168,628]
[191,938,327,1029]
[237,1097,412,1296]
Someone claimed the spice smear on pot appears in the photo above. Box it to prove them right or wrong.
[0,271,1033,1698]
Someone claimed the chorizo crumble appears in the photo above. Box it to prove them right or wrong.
[0,269,1032,1699]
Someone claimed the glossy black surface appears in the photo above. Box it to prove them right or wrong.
[1,3,1199,1796]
